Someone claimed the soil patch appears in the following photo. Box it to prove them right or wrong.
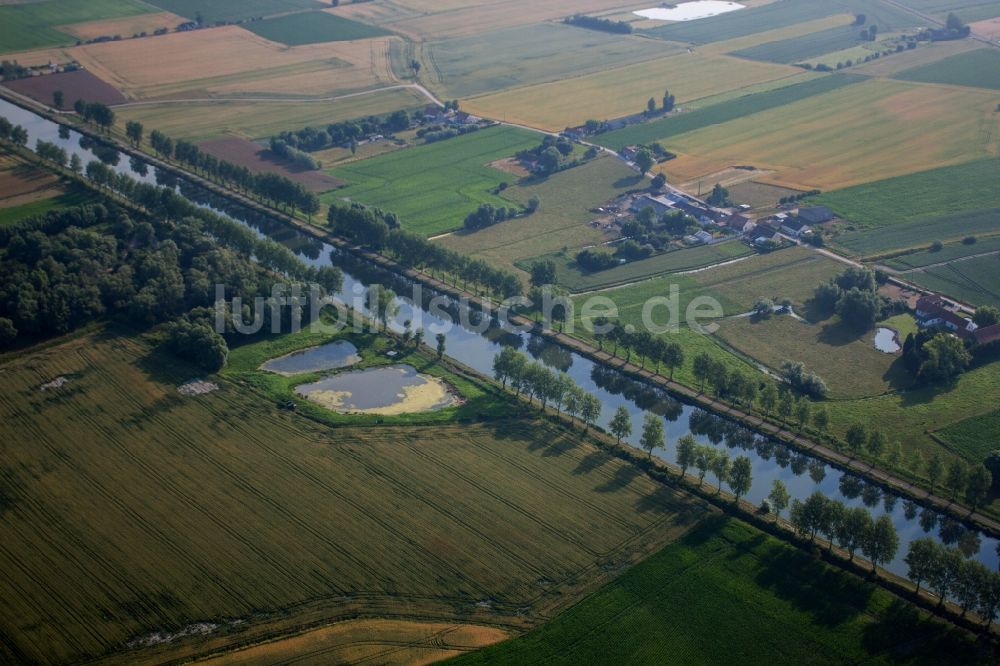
[3,69,127,107]
[199,136,342,193]
[0,163,60,200]
[177,379,219,396]
[488,157,530,178]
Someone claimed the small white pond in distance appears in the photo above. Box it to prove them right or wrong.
[635,1,746,22]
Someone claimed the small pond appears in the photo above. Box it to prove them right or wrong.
[295,365,458,415]
[261,341,361,375]
[874,327,901,353]
[635,1,745,21]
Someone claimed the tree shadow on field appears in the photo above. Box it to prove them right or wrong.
[860,598,985,662]
[817,320,865,348]
[613,174,644,189]
[542,435,576,458]
[573,449,611,475]
[753,545,873,629]
[595,464,641,493]
[883,356,916,393]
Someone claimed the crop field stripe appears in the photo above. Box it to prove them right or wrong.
[893,47,1000,90]
[594,73,867,150]
[730,24,865,64]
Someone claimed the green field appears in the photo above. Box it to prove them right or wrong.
[893,0,1000,21]
[327,125,539,236]
[643,0,924,44]
[0,0,152,53]
[895,48,1000,91]
[817,158,1000,230]
[835,208,1000,256]
[937,409,1000,462]
[439,156,642,273]
[826,358,1000,467]
[731,25,864,64]
[716,314,909,398]
[145,0,321,23]
[0,328,701,663]
[244,10,391,45]
[884,236,1000,270]
[523,241,754,293]
[902,254,1000,308]
[452,516,981,665]
[0,186,94,226]
[593,73,866,150]
[423,23,680,99]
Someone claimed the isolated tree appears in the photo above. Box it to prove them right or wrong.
[435,333,446,359]
[920,333,971,383]
[692,352,712,391]
[640,412,665,459]
[759,382,777,414]
[635,148,654,174]
[580,393,602,430]
[927,453,944,491]
[867,430,886,459]
[69,153,82,174]
[905,538,940,595]
[837,506,872,561]
[706,182,729,206]
[769,479,790,519]
[966,466,991,510]
[530,259,556,286]
[526,195,540,213]
[813,407,829,433]
[676,433,696,478]
[646,97,656,114]
[125,120,143,147]
[729,456,752,502]
[694,445,712,485]
[845,424,867,456]
[52,90,64,109]
[863,515,899,575]
[366,285,398,331]
[795,399,811,430]
[776,392,793,422]
[973,305,1000,327]
[711,450,731,495]
[540,146,561,174]
[945,460,967,499]
[609,405,632,445]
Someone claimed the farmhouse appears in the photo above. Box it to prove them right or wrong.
[684,229,713,245]
[974,323,1000,346]
[751,223,782,248]
[780,217,811,239]
[797,205,835,224]
[725,213,756,234]
[915,295,978,339]
[631,193,677,216]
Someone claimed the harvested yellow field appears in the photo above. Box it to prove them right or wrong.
[195,619,508,665]
[0,45,75,67]
[116,87,429,142]
[658,78,1000,191]
[463,53,800,132]
[970,16,1000,41]
[61,11,185,40]
[700,13,855,55]
[72,26,398,100]
[387,0,652,40]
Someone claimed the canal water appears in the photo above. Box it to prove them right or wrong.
[3,97,996,580]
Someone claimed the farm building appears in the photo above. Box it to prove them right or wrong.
[797,205,835,224]
[725,213,756,234]
[684,229,713,245]
[631,193,677,216]
[974,323,1000,346]
[780,218,812,238]
[915,295,978,339]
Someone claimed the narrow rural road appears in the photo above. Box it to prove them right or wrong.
[112,83,444,109]
[878,249,1000,275]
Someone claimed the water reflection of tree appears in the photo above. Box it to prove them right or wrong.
[590,365,682,420]
[839,475,863,499]
[919,508,938,533]
[808,460,826,484]
[903,500,918,521]
[527,336,572,372]
[882,493,897,514]
[860,483,882,508]
[790,453,809,477]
